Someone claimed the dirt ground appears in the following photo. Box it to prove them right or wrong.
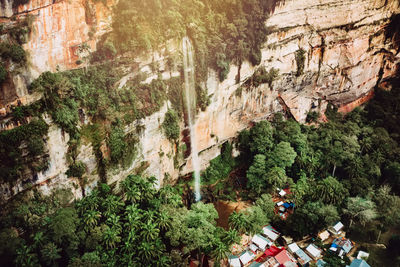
[214,200,251,229]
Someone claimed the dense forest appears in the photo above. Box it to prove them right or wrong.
[1,79,399,266]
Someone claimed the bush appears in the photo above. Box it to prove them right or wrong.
[245,67,279,88]
[0,43,26,63]
[306,111,320,123]
[295,49,306,76]
[162,109,180,141]
[27,136,45,157]
[108,122,127,164]
[66,161,86,178]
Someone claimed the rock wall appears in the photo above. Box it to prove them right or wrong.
[1,0,400,202]
[0,0,114,109]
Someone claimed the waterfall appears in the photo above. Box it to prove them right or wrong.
[182,37,201,202]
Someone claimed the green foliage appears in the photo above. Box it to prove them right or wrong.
[266,141,297,169]
[66,161,87,178]
[0,63,7,84]
[245,67,279,88]
[2,175,224,266]
[249,121,274,155]
[313,176,349,205]
[306,111,320,123]
[295,48,306,76]
[111,0,283,81]
[228,211,249,233]
[202,142,235,184]
[281,201,339,239]
[31,71,79,137]
[162,109,180,141]
[0,119,49,183]
[0,42,26,63]
[108,122,127,164]
[196,84,210,111]
[238,79,400,244]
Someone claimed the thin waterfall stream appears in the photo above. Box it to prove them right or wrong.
[182,37,201,202]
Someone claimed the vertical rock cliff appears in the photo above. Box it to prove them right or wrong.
[0,0,399,202]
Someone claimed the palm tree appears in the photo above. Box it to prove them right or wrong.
[137,241,155,262]
[32,231,45,249]
[125,186,141,203]
[103,226,121,249]
[211,241,229,264]
[15,244,39,267]
[106,214,122,232]
[140,222,160,242]
[125,205,141,231]
[77,191,100,214]
[155,254,171,267]
[83,210,101,230]
[41,242,61,266]
[102,195,124,217]
[157,211,171,231]
[141,210,156,223]
[314,177,348,205]
[223,228,240,246]
[228,211,248,233]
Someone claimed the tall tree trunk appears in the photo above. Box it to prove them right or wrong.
[332,164,337,177]
[376,229,382,244]
[198,250,203,267]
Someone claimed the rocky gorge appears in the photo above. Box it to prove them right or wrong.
[0,0,399,203]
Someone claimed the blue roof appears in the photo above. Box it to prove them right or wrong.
[283,202,291,208]
[350,259,371,267]
[332,238,353,253]
[295,249,312,264]
[249,263,263,267]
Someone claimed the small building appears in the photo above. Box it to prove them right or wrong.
[357,251,370,260]
[282,235,293,245]
[318,230,330,241]
[279,190,287,197]
[330,221,344,235]
[294,249,312,266]
[330,237,354,257]
[274,249,296,266]
[349,259,371,267]
[263,257,280,267]
[262,225,280,242]
[239,250,255,266]
[228,255,241,267]
[306,244,322,259]
[283,202,294,209]
[276,201,284,206]
[250,243,259,253]
[287,243,300,254]
[252,234,272,251]
[283,262,297,267]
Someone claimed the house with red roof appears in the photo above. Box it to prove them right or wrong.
[274,249,297,266]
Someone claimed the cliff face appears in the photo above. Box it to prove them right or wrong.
[1,0,399,202]
[0,0,114,110]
